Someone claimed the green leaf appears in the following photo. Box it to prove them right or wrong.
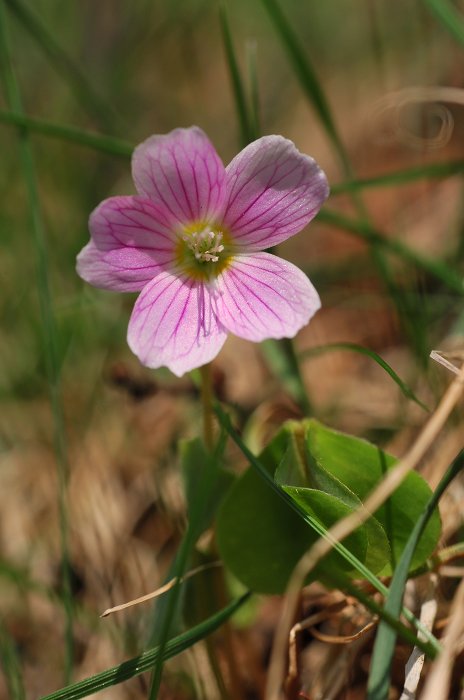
[217,421,391,594]
[217,419,441,594]
[307,421,441,573]
[216,461,367,594]
[299,342,429,412]
[283,487,389,579]
[367,448,464,700]
[214,405,441,653]
[39,593,250,700]
[276,428,391,576]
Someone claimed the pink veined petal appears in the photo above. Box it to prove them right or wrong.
[132,127,227,228]
[214,253,321,341]
[127,271,227,376]
[77,196,177,291]
[222,135,329,251]
[76,241,157,292]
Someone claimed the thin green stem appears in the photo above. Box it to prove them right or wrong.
[0,110,133,156]
[424,0,464,46]
[0,616,25,700]
[246,39,260,141]
[1,109,462,187]
[200,364,214,451]
[330,160,464,193]
[280,338,311,415]
[318,208,464,294]
[4,0,120,132]
[219,0,253,147]
[0,1,73,683]
[258,0,445,364]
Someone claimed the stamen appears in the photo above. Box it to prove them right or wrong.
[183,228,224,263]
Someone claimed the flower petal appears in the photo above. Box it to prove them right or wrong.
[223,135,329,250]
[127,271,227,376]
[77,196,176,291]
[132,127,227,228]
[214,253,320,341]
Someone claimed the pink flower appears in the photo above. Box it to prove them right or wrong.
[77,127,329,376]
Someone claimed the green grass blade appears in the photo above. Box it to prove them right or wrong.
[367,448,464,700]
[331,160,464,194]
[318,208,464,294]
[259,0,346,164]
[0,4,74,684]
[0,618,25,700]
[424,0,464,45]
[4,0,120,131]
[220,4,312,413]
[219,0,252,147]
[0,110,133,156]
[258,0,436,365]
[39,593,250,700]
[214,405,440,656]
[299,342,429,412]
[246,39,260,142]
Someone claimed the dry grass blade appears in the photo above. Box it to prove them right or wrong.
[100,578,178,618]
[430,350,463,375]
[287,599,348,683]
[309,619,377,645]
[101,562,223,616]
[399,575,438,700]
[265,363,464,700]
[421,577,464,700]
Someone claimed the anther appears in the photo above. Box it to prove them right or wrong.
[183,228,224,263]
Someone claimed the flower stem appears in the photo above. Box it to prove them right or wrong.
[200,364,214,451]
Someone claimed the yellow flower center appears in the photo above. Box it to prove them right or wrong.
[176,223,231,279]
[182,228,225,263]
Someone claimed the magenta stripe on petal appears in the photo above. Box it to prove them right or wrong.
[76,241,161,292]
[214,253,321,341]
[132,127,227,228]
[89,196,175,253]
[223,135,329,251]
[77,196,177,291]
[128,271,227,376]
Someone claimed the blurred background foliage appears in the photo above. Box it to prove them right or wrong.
[1,0,464,698]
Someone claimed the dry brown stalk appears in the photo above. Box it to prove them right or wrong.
[421,577,464,700]
[399,574,438,700]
